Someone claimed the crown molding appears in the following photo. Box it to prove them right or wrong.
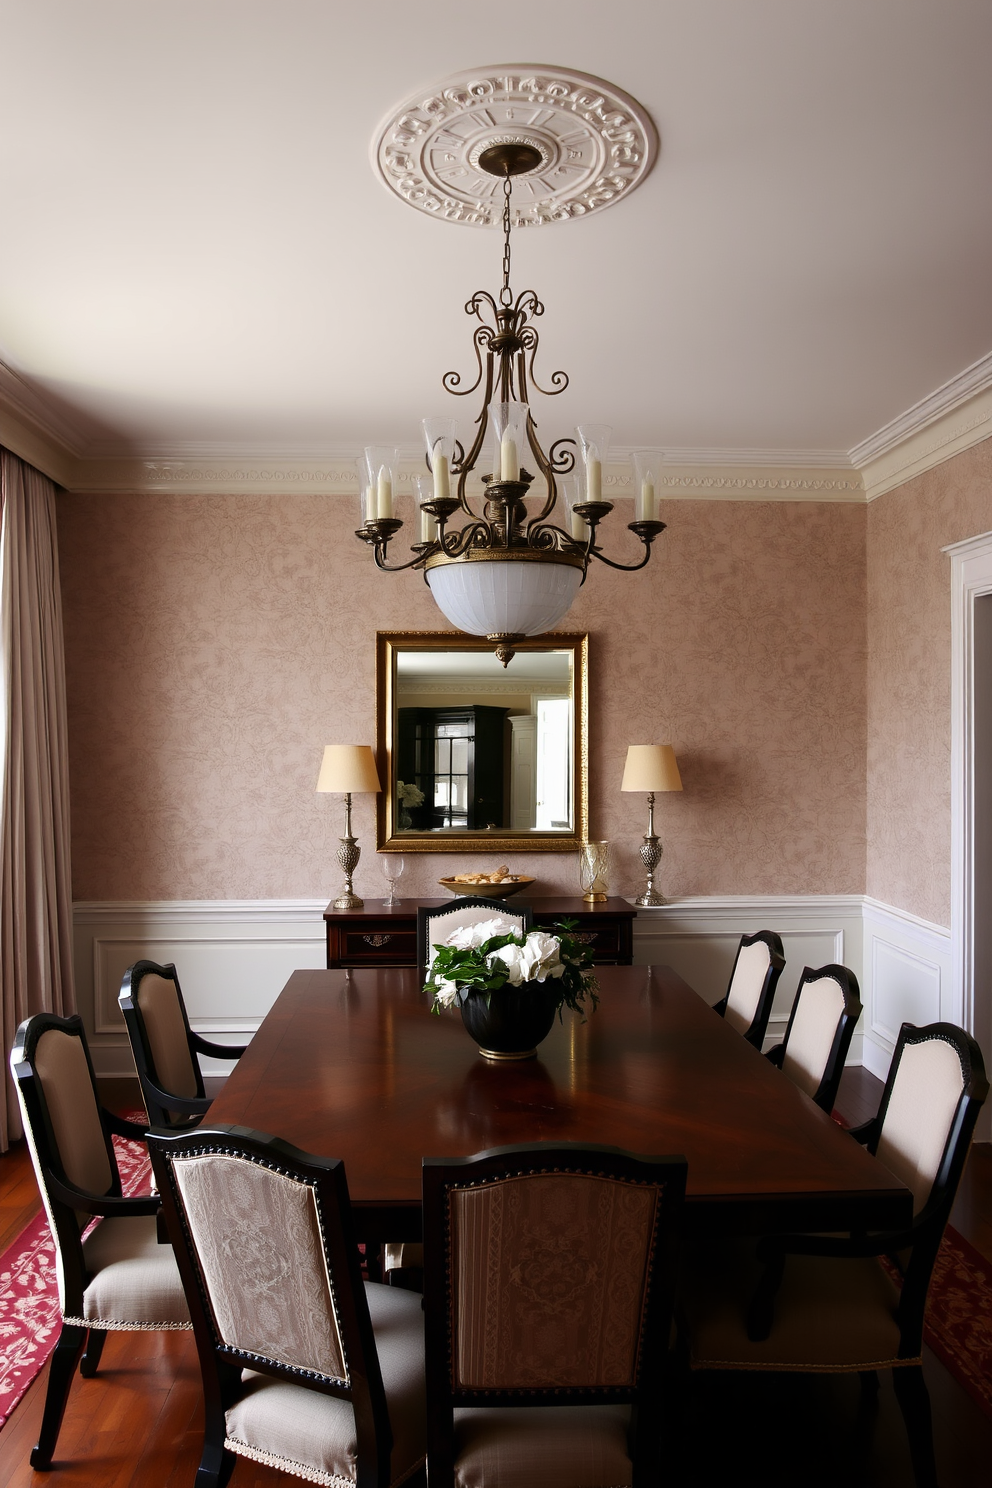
[5,350,992,504]
[852,349,992,501]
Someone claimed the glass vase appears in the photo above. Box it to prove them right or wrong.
[579,840,610,903]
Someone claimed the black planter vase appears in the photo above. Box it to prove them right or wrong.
[459,983,561,1060]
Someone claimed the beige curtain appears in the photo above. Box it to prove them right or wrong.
[0,448,75,1151]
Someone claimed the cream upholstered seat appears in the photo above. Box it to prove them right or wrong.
[148,1123,426,1488]
[765,962,862,1112]
[10,1013,191,1471]
[118,959,246,1129]
[422,1141,687,1488]
[417,896,533,980]
[712,930,785,1049]
[681,1021,988,1488]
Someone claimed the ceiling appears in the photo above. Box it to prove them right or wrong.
[2,0,992,491]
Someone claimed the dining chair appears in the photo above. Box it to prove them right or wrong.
[118,959,246,1129]
[148,1122,426,1488]
[712,930,785,1049]
[764,962,862,1113]
[416,895,533,980]
[680,1020,988,1488]
[422,1139,687,1488]
[9,1012,191,1471]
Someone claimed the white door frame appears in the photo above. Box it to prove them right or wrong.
[946,528,992,1139]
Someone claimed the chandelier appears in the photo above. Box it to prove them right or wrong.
[356,138,666,667]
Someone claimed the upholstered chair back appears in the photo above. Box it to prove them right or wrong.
[715,930,785,1049]
[774,964,862,1111]
[168,1145,349,1379]
[418,897,533,978]
[149,1125,425,1488]
[781,974,846,1097]
[133,966,200,1098]
[875,1029,974,1215]
[423,1142,686,1488]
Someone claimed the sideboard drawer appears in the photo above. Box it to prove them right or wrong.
[532,911,631,965]
[331,922,417,968]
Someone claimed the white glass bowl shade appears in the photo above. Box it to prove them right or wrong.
[426,558,582,637]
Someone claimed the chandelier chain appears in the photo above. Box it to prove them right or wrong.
[500,175,513,308]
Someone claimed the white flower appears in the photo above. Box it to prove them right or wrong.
[487,929,565,986]
[433,977,461,1009]
[443,917,520,951]
[396,780,425,807]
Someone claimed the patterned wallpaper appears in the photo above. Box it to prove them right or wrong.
[867,437,992,927]
[57,493,868,903]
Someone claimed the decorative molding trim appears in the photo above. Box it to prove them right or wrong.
[857,376,992,502]
[860,898,953,1085]
[849,349,992,466]
[371,66,658,228]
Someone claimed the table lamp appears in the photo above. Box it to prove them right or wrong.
[621,744,682,906]
[317,744,382,910]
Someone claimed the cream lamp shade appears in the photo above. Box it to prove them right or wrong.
[316,744,382,795]
[621,744,683,793]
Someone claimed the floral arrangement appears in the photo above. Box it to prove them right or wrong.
[425,916,599,1018]
[397,780,425,807]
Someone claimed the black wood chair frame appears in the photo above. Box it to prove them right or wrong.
[148,1123,398,1488]
[765,962,862,1112]
[11,1013,164,1470]
[712,929,786,1049]
[119,959,246,1129]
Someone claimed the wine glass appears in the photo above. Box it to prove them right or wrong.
[380,855,405,907]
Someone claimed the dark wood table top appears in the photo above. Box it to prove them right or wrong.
[209,965,911,1238]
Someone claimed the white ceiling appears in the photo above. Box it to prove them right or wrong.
[2,0,992,468]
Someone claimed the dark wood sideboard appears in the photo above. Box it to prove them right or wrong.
[323,896,636,969]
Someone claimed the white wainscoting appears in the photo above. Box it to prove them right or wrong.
[632,895,865,1060]
[860,898,953,1082]
[73,900,328,1077]
[74,893,951,1079]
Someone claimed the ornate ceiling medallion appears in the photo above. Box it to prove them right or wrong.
[372,65,658,228]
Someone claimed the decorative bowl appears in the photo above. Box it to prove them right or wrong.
[438,876,535,899]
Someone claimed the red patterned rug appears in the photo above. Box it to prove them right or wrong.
[0,1123,151,1428]
[918,1224,992,1416]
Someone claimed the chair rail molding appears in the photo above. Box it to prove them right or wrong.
[946,527,992,1140]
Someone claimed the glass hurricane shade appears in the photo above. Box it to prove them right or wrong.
[426,557,583,638]
[620,744,683,793]
[316,744,382,795]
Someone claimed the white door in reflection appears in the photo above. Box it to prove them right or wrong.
[535,698,572,829]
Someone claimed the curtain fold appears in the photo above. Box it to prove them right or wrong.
[0,447,75,1151]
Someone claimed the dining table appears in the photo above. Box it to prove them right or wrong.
[208,963,912,1257]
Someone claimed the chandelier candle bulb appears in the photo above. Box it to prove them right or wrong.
[587,452,602,502]
[365,483,376,523]
[377,466,393,520]
[638,480,656,522]
[433,449,450,501]
[571,507,588,541]
[419,505,438,544]
[500,432,520,482]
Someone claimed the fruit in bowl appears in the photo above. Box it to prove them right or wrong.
[439,866,535,899]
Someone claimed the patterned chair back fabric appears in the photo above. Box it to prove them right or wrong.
[422,1142,686,1488]
[149,1124,426,1488]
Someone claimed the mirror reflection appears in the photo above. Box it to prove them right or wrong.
[376,633,588,853]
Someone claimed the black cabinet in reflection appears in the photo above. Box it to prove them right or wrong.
[397,705,508,830]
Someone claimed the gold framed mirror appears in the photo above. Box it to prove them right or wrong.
[376,631,588,852]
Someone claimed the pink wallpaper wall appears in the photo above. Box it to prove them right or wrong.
[866,438,992,927]
[57,493,868,903]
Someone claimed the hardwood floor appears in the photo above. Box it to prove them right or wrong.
[0,1071,989,1485]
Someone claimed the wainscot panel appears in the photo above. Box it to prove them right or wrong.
[861,898,953,1082]
[632,896,865,1061]
[76,895,892,1077]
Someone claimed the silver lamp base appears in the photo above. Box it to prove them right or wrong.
[635,810,667,907]
[332,794,364,909]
